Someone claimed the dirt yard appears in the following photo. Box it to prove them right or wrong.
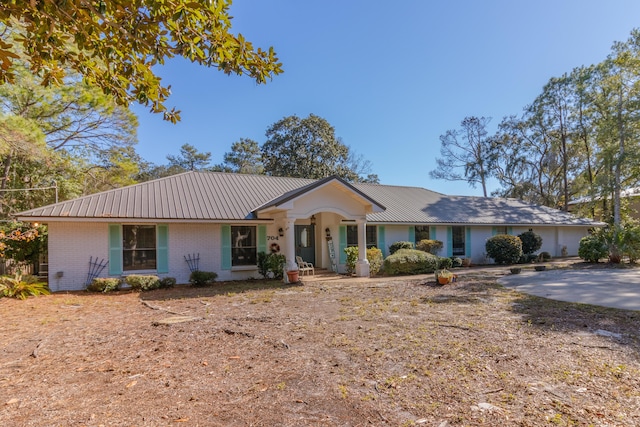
[1,264,640,426]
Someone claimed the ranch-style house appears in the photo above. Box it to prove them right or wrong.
[16,172,600,291]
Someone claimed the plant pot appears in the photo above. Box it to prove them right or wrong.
[510,267,522,274]
[438,276,451,285]
[286,270,299,283]
[534,265,546,271]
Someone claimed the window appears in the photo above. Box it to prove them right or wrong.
[346,225,358,247]
[415,225,430,243]
[346,225,377,248]
[232,225,257,266]
[452,226,466,256]
[495,226,508,235]
[123,225,156,271]
[366,226,377,248]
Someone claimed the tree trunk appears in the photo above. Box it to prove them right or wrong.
[614,91,624,226]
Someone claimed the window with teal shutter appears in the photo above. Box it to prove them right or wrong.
[508,227,513,235]
[377,226,386,256]
[156,224,169,274]
[108,224,122,275]
[221,225,231,270]
[257,225,267,254]
[339,226,347,264]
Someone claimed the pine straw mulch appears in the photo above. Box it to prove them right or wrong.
[1,263,640,426]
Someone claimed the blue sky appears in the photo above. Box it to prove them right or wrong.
[131,0,640,196]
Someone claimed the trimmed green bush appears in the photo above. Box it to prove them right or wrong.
[87,277,121,293]
[383,249,439,276]
[518,230,543,255]
[344,246,359,275]
[518,253,537,264]
[125,274,161,291]
[389,241,414,255]
[367,247,383,276]
[578,235,608,263]
[189,270,218,287]
[537,251,552,262]
[158,277,176,289]
[485,234,523,265]
[416,239,443,255]
[268,254,286,280]
[257,252,286,279]
[450,257,463,268]
[437,256,453,269]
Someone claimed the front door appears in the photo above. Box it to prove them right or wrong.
[295,225,315,265]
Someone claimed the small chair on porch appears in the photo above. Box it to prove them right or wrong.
[295,256,315,276]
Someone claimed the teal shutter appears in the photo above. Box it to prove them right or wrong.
[408,226,415,244]
[257,225,267,254]
[492,227,497,236]
[429,226,437,240]
[108,224,122,275]
[465,227,471,258]
[377,226,386,256]
[446,227,453,257]
[339,226,347,264]
[508,227,513,235]
[221,225,232,270]
[156,224,169,274]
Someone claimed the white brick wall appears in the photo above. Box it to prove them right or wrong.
[48,222,109,292]
[47,221,263,292]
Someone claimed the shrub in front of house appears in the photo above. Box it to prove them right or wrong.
[344,246,359,275]
[485,234,523,265]
[389,241,414,255]
[0,273,50,299]
[189,270,218,287]
[450,257,463,268]
[125,274,161,291]
[367,247,383,276]
[437,256,453,269]
[518,253,538,264]
[258,252,286,279]
[383,249,439,276]
[158,277,176,289]
[268,254,286,280]
[416,239,443,255]
[537,251,552,262]
[87,277,121,293]
[578,235,608,263]
[518,230,543,256]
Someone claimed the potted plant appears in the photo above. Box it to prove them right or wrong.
[436,269,455,285]
[286,268,299,283]
[510,267,522,274]
[534,265,546,271]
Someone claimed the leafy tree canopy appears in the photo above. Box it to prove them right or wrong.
[262,114,373,181]
[167,143,212,171]
[220,138,264,174]
[0,0,283,122]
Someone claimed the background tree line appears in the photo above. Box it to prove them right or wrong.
[0,64,378,220]
[430,28,640,225]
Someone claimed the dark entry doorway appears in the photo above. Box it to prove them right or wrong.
[295,224,315,265]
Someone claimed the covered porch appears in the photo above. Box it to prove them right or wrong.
[253,176,385,278]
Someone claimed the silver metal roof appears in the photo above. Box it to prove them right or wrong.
[16,171,599,226]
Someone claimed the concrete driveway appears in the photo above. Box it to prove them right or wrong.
[498,268,640,311]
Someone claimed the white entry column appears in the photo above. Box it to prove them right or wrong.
[355,219,370,277]
[284,218,298,273]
